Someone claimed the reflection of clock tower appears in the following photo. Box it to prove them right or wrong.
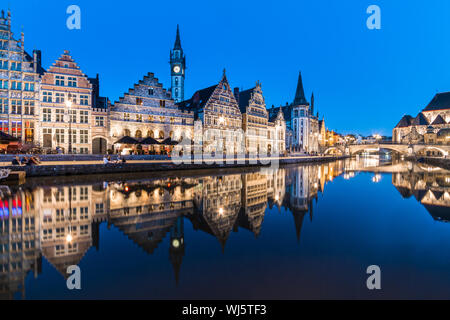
[170,24,186,103]
[169,216,185,286]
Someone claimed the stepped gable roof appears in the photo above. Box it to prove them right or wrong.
[423,92,450,112]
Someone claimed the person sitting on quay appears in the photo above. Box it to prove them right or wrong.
[11,156,21,165]
[25,156,40,166]
[103,155,109,164]
[31,156,41,165]
[116,155,126,164]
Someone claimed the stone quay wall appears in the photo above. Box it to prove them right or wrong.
[0,156,348,177]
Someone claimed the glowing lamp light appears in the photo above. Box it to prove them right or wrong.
[372,174,382,183]
[172,239,180,248]
[218,207,224,215]
[124,186,129,192]
[66,234,73,243]
[219,117,225,125]
[65,100,72,108]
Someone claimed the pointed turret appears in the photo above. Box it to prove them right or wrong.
[293,71,308,106]
[276,105,284,121]
[173,24,182,50]
[311,92,315,115]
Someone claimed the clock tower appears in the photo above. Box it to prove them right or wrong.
[170,25,186,103]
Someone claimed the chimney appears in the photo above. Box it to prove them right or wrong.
[233,87,240,104]
[33,50,41,73]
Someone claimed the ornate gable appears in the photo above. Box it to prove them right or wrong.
[204,71,240,115]
[239,82,267,119]
[41,50,91,89]
[115,72,174,108]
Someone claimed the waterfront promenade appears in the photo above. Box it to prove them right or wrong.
[0,154,347,177]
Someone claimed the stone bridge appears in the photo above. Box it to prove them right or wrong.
[321,143,450,158]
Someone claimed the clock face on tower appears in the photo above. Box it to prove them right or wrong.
[173,66,181,73]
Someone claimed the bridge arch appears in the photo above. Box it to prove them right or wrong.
[348,144,409,155]
[415,146,448,158]
[324,147,344,155]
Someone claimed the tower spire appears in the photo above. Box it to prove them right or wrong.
[310,91,315,115]
[170,24,186,103]
[293,71,307,106]
[174,24,182,50]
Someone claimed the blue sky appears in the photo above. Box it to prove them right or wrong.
[7,0,450,135]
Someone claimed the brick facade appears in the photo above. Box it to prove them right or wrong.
[39,51,94,154]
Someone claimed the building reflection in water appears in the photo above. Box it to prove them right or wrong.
[392,166,450,222]
[4,158,445,298]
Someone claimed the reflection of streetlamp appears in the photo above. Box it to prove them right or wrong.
[372,173,381,183]
[66,186,73,243]
[65,99,73,154]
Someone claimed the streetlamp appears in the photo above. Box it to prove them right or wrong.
[65,99,73,154]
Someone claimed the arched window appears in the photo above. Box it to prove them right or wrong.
[135,130,142,139]
[147,130,154,138]
[124,129,130,137]
[159,131,164,139]
[175,78,179,86]
[169,131,174,138]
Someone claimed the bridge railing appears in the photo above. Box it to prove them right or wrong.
[347,141,449,147]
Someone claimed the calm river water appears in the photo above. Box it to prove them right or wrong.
[1,157,450,299]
